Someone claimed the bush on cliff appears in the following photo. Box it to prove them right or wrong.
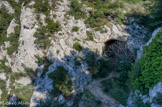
[48,66,73,97]
[128,28,162,93]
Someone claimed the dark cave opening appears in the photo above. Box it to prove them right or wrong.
[103,39,134,63]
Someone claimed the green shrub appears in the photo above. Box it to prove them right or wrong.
[45,18,61,33]
[34,55,46,65]
[115,59,132,84]
[83,89,101,106]
[0,57,12,74]
[86,31,94,41]
[84,51,99,76]
[83,0,125,29]
[122,0,143,4]
[72,26,79,32]
[73,42,82,52]
[0,5,13,46]
[34,26,51,49]
[149,0,162,27]
[89,35,94,41]
[10,72,27,83]
[11,83,34,102]
[100,58,134,105]
[0,79,8,104]
[116,60,132,73]
[35,57,53,78]
[48,66,73,97]
[93,56,112,78]
[101,78,129,105]
[34,19,61,49]
[85,51,96,68]
[85,14,107,30]
[8,0,30,18]
[22,64,36,82]
[85,52,112,78]
[69,0,86,20]
[7,26,20,56]
[129,29,162,92]
[132,95,151,107]
[34,0,51,15]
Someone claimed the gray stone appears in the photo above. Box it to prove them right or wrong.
[66,100,73,107]
[0,1,15,14]
[0,73,6,80]
[58,95,65,104]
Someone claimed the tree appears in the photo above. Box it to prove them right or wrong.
[129,29,162,92]
[149,0,162,26]
[48,66,73,97]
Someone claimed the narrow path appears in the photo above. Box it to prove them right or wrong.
[86,72,122,107]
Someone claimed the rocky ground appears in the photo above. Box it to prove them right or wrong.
[0,0,161,107]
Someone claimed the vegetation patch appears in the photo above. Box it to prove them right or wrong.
[81,89,102,106]
[82,0,125,30]
[34,55,53,78]
[101,77,128,105]
[40,58,52,78]
[86,31,94,41]
[85,51,112,79]
[46,18,61,33]
[34,19,61,49]
[94,56,112,78]
[72,26,79,32]
[8,0,30,18]
[48,66,74,97]
[34,26,51,49]
[10,83,34,102]
[10,72,27,83]
[0,79,8,104]
[0,5,13,46]
[69,0,87,20]
[149,0,162,27]
[128,29,162,93]
[130,95,151,107]
[73,42,82,52]
[7,26,20,56]
[33,0,51,15]
[22,64,36,82]
[0,57,12,75]
[33,0,61,50]
[100,58,132,105]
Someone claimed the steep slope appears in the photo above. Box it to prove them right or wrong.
[0,0,161,107]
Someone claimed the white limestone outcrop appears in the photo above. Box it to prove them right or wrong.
[0,1,15,14]
[0,0,151,106]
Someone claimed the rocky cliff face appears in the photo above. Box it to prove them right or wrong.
[127,27,162,107]
[0,0,159,107]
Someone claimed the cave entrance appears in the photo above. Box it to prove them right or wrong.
[103,39,134,63]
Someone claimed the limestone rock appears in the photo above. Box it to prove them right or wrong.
[0,73,6,80]
[7,19,17,37]
[66,100,73,107]
[0,0,151,106]
[11,6,43,73]
[15,77,32,86]
[149,82,162,102]
[0,1,15,14]
[58,95,65,104]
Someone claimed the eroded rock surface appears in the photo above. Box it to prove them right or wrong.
[0,0,153,107]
